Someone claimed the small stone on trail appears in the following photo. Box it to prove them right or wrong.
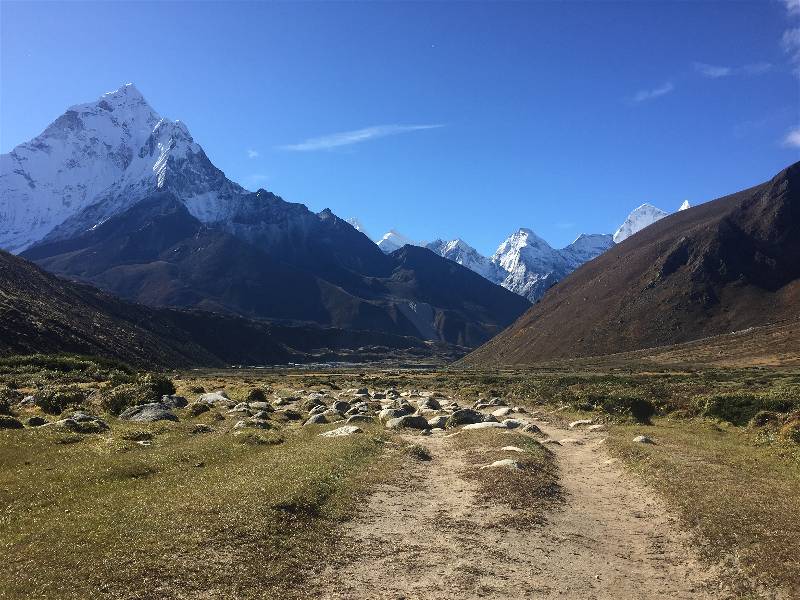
[633,435,654,444]
[587,424,606,432]
[463,421,508,430]
[559,438,583,444]
[482,459,521,470]
[320,425,363,437]
[492,407,513,418]
[569,419,593,429]
[501,446,525,453]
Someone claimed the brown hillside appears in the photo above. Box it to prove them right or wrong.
[463,162,800,366]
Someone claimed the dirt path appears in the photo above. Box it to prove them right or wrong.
[317,415,715,599]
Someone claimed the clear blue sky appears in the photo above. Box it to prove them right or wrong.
[2,1,799,254]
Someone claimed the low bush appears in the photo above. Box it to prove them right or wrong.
[34,386,87,415]
[100,373,176,415]
[246,388,268,403]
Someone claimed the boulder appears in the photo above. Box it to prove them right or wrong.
[492,407,513,418]
[379,408,409,423]
[161,395,188,409]
[0,415,23,429]
[234,418,272,430]
[446,409,483,428]
[119,403,178,423]
[418,397,441,411]
[427,416,448,429]
[501,446,525,453]
[26,416,48,427]
[320,425,363,437]
[587,424,606,432]
[308,404,327,416]
[501,419,524,429]
[522,423,542,434]
[249,401,273,412]
[346,414,374,424]
[191,423,214,434]
[331,400,351,413]
[633,435,654,444]
[512,406,527,413]
[386,415,429,430]
[569,419,593,429]
[304,414,328,426]
[187,402,211,416]
[198,392,229,404]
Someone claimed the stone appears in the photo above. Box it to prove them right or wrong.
[346,414,374,424]
[198,392,229,404]
[26,416,48,427]
[309,404,327,416]
[386,415,429,430]
[249,401,273,412]
[569,419,593,429]
[463,421,508,430]
[512,406,527,413]
[427,415,448,429]
[418,397,441,411]
[119,403,178,423]
[501,419,524,429]
[234,418,271,430]
[542,438,562,446]
[492,407,513,418]
[587,424,606,432]
[230,403,251,413]
[633,435,654,444]
[0,415,23,429]
[331,400,350,413]
[501,446,525,453]
[379,408,408,423]
[320,425,363,437]
[161,395,188,408]
[446,409,484,428]
[559,437,583,445]
[522,423,542,434]
[482,459,520,470]
[304,413,328,426]
[19,395,36,407]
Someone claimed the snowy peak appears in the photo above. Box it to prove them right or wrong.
[347,218,371,238]
[426,238,502,281]
[377,229,416,253]
[612,203,669,244]
[0,83,246,252]
[678,200,691,211]
[560,233,615,270]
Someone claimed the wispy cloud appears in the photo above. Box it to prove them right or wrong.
[693,62,732,78]
[631,82,674,103]
[278,124,444,151]
[785,0,800,16]
[783,127,800,147]
[247,149,260,159]
[742,62,774,75]
[783,27,800,71]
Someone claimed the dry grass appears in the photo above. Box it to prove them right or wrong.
[606,419,800,598]
[0,417,388,600]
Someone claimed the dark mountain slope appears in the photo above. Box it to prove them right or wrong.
[0,250,450,367]
[24,192,530,347]
[463,162,800,366]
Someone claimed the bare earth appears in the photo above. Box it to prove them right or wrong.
[317,415,715,600]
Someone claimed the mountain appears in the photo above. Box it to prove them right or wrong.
[3,85,530,348]
[0,84,247,253]
[425,238,503,282]
[347,218,370,238]
[377,229,416,253]
[462,162,800,366]
[427,230,614,302]
[612,203,669,243]
[0,250,466,366]
[679,200,691,211]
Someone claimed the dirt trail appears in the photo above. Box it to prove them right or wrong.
[317,415,715,599]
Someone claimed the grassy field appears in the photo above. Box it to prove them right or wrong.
[1,355,799,598]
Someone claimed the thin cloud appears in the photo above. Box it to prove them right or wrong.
[247,149,260,159]
[278,124,444,151]
[785,0,800,15]
[783,127,800,147]
[694,62,732,78]
[783,27,800,69]
[742,62,774,75]
[631,82,674,103]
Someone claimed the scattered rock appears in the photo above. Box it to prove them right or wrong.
[569,419,594,429]
[320,425,363,437]
[26,416,48,427]
[501,446,525,453]
[542,438,562,446]
[386,415,429,430]
[304,414,328,426]
[191,424,214,434]
[482,459,521,470]
[346,414,374,424]
[463,422,507,430]
[522,423,543,434]
[0,415,24,429]
[512,406,527,413]
[492,407,513,418]
[197,392,229,404]
[446,409,483,428]
[427,415,448,429]
[501,419,524,429]
[633,435,654,444]
[587,424,606,432]
[331,400,351,413]
[161,395,188,409]
[249,401,273,412]
[119,403,178,423]
[234,418,272,430]
[418,397,441,411]
[559,437,583,445]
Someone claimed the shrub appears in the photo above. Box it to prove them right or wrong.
[246,388,267,403]
[34,386,86,415]
[0,387,23,415]
[701,393,764,426]
[600,396,655,423]
[100,373,176,415]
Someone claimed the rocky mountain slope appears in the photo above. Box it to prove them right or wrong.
[462,162,800,365]
[3,85,529,348]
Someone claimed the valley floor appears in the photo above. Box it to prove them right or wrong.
[317,414,712,600]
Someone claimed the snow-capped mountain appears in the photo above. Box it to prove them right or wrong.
[612,203,669,244]
[347,218,370,238]
[559,233,615,270]
[377,229,416,253]
[426,238,503,282]
[0,83,247,253]
[678,200,691,211]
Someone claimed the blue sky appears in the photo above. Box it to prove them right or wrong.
[2,1,799,254]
